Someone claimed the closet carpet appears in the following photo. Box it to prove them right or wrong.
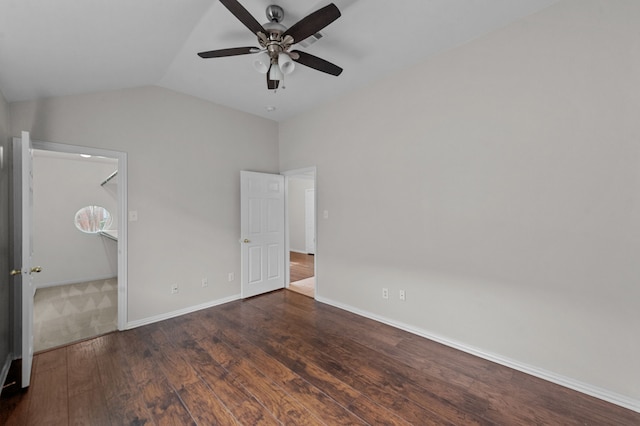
[33,279,117,352]
[289,277,315,298]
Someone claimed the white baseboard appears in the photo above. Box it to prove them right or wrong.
[315,295,640,414]
[125,294,241,330]
[290,249,309,254]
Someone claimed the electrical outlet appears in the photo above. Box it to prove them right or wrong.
[228,272,235,282]
[399,289,406,301]
[382,288,389,299]
[171,283,179,294]
[201,278,208,288]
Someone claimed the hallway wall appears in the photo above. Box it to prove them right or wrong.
[288,177,314,253]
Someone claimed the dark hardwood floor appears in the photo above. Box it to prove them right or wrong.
[2,290,639,425]
[290,252,314,283]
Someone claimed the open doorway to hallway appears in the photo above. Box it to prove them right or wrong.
[289,252,314,297]
[285,168,316,298]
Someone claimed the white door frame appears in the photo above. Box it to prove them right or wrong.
[304,188,315,255]
[282,167,317,293]
[30,139,128,330]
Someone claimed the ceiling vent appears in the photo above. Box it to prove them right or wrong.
[299,32,324,48]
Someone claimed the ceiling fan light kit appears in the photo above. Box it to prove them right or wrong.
[198,0,343,91]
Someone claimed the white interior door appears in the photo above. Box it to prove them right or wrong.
[241,171,285,298]
[305,188,315,255]
[12,131,36,387]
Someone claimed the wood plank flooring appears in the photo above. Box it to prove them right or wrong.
[2,290,639,425]
[290,252,314,283]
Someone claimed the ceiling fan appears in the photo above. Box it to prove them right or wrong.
[198,0,343,90]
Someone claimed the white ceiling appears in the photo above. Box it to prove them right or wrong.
[0,0,558,121]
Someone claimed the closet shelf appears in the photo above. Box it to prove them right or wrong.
[99,230,118,241]
[101,170,118,186]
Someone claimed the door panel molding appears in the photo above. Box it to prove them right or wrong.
[241,171,285,298]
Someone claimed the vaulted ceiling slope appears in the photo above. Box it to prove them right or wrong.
[0,0,558,121]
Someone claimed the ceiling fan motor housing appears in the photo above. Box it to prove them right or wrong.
[261,25,286,58]
[261,5,290,61]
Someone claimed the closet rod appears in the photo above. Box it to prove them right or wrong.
[101,170,118,186]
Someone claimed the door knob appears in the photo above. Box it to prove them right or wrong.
[243,239,251,243]
[10,269,21,276]
[31,266,42,273]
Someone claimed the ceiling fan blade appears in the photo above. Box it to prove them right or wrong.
[267,67,280,90]
[283,3,341,44]
[219,0,266,35]
[290,50,343,76]
[198,47,259,58]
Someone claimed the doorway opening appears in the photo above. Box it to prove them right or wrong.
[30,140,127,350]
[284,168,316,298]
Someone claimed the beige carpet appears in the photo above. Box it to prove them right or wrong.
[289,277,315,298]
[33,279,117,352]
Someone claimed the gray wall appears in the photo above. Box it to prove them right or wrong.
[10,86,279,322]
[288,177,314,253]
[279,0,640,404]
[32,151,118,287]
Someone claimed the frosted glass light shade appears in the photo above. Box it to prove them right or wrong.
[278,52,295,75]
[253,52,271,74]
